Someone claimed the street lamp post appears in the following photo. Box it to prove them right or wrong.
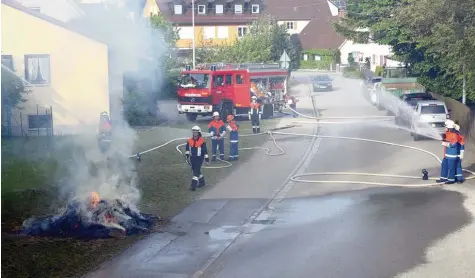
[192,0,196,69]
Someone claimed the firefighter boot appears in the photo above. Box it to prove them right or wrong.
[198,174,205,188]
[190,176,198,191]
[257,127,261,133]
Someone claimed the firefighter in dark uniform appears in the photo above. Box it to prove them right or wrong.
[226,114,239,161]
[185,126,209,191]
[249,95,262,134]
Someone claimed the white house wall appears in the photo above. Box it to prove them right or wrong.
[339,40,393,71]
[278,20,310,35]
[327,0,339,16]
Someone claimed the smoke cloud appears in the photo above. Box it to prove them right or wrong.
[55,0,169,212]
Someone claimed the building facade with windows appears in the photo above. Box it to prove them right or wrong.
[1,0,109,136]
[156,0,264,50]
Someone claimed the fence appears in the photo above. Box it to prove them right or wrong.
[1,104,54,138]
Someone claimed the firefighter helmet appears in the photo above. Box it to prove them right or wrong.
[100,111,109,116]
[251,96,257,100]
[445,119,455,129]
[227,114,234,121]
[191,126,201,133]
[213,111,220,117]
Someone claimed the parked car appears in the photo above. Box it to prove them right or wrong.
[312,74,333,92]
[395,92,434,126]
[410,100,450,141]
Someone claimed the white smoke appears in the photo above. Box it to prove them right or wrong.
[55,0,169,212]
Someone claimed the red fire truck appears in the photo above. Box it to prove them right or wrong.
[176,63,290,122]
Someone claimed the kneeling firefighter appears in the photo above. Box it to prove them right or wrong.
[437,120,459,184]
[185,126,209,191]
[454,123,465,183]
[226,114,239,161]
[249,96,262,134]
[208,112,226,161]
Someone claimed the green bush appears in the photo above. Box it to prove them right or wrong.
[343,66,364,79]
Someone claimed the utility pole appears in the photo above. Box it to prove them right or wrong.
[192,0,196,69]
[462,62,466,104]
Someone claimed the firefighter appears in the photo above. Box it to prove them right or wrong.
[98,112,112,153]
[208,112,226,161]
[226,114,239,161]
[185,126,209,191]
[437,120,459,184]
[285,94,299,118]
[454,122,465,183]
[249,96,262,134]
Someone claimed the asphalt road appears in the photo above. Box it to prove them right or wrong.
[87,73,475,278]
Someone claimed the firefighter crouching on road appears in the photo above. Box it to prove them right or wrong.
[208,112,226,161]
[285,94,299,118]
[185,126,209,191]
[226,114,239,161]
[249,96,262,134]
[437,120,460,184]
[454,122,465,183]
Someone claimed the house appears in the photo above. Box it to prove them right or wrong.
[156,0,264,51]
[1,0,110,136]
[266,0,345,70]
[338,39,394,71]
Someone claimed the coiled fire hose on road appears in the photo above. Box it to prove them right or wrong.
[129,107,475,187]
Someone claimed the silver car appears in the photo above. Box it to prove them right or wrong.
[410,100,449,141]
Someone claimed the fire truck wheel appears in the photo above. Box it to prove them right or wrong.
[186,114,197,122]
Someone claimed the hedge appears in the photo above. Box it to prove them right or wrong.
[300,49,339,70]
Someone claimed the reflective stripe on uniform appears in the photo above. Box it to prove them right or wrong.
[230,140,238,143]
[192,176,199,181]
[445,154,458,158]
[199,174,203,178]
[197,147,201,156]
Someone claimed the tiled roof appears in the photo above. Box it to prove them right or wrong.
[298,15,345,49]
[263,0,330,20]
[1,0,102,42]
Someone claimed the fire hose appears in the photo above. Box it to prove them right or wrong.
[129,107,475,187]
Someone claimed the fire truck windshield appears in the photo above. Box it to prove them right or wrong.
[180,73,210,89]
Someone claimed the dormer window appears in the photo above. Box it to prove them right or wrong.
[234,4,243,14]
[174,5,182,15]
[251,4,259,13]
[198,5,206,14]
[216,4,223,14]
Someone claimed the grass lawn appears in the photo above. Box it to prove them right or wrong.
[1,118,280,278]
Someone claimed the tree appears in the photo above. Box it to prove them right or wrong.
[201,15,300,69]
[1,67,29,108]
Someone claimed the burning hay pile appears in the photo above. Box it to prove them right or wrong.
[22,192,159,238]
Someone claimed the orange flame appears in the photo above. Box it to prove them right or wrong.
[89,192,100,209]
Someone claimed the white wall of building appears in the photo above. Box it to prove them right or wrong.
[339,40,394,71]
[327,0,339,16]
[14,0,84,22]
[278,20,310,35]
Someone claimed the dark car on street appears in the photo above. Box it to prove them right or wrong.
[312,74,333,92]
[395,92,434,125]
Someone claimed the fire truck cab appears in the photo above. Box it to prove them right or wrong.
[177,63,289,122]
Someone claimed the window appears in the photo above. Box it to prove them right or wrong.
[180,73,211,89]
[251,4,259,13]
[225,74,233,85]
[198,5,206,14]
[421,105,446,114]
[217,26,228,39]
[234,4,243,14]
[24,54,50,85]
[1,55,14,71]
[29,7,40,12]
[179,26,194,39]
[285,22,296,30]
[174,5,182,14]
[216,4,223,14]
[314,55,321,61]
[303,54,308,61]
[28,114,52,129]
[214,75,224,87]
[236,74,244,84]
[237,26,247,38]
[203,26,215,39]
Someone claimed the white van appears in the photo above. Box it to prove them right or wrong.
[410,100,449,141]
